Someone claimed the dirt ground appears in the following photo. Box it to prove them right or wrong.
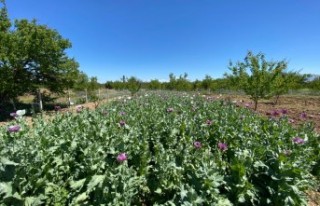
[221,94,320,133]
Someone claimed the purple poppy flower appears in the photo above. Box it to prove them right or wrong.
[117,153,128,162]
[167,108,174,113]
[119,120,126,127]
[76,105,83,113]
[300,112,307,119]
[193,141,202,149]
[54,105,61,111]
[206,120,212,125]
[244,103,251,108]
[272,110,280,116]
[281,109,288,115]
[8,125,20,133]
[218,142,228,152]
[292,137,305,144]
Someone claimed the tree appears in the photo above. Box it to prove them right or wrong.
[226,51,287,110]
[88,77,101,106]
[200,75,219,93]
[126,76,142,96]
[166,73,192,91]
[271,71,301,105]
[0,1,80,108]
[0,0,21,108]
[166,73,176,90]
[74,71,90,103]
[309,75,320,93]
[148,79,162,90]
[192,79,202,91]
[176,73,192,91]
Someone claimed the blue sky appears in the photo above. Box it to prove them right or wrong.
[5,0,320,82]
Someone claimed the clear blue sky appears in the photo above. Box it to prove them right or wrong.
[5,0,320,82]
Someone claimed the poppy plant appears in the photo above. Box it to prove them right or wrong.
[218,142,228,151]
[8,125,21,133]
[117,153,128,162]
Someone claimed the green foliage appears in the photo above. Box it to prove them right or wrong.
[308,76,320,92]
[0,92,318,205]
[271,71,303,104]
[166,73,193,91]
[126,76,142,96]
[226,51,288,110]
[0,4,80,105]
[86,77,101,106]
[148,79,163,90]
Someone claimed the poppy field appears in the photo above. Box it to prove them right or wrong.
[0,92,319,205]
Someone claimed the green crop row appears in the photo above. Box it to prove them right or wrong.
[0,92,319,205]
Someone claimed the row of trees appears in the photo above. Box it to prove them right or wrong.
[1,0,319,111]
[106,52,319,110]
[105,74,231,92]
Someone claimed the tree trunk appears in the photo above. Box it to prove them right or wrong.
[85,88,88,103]
[274,95,280,105]
[254,100,258,111]
[67,89,71,107]
[38,89,43,111]
[10,98,16,111]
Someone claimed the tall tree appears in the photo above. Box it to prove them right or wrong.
[0,0,20,108]
[226,51,287,110]
[0,1,80,108]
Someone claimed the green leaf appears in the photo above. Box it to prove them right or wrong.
[253,161,268,168]
[180,185,188,200]
[87,175,105,191]
[238,194,245,203]
[70,178,86,190]
[194,196,205,204]
[0,182,12,197]
[74,192,88,203]
[25,196,44,206]
[154,188,162,194]
[1,158,19,166]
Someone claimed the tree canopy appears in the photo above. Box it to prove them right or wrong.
[226,51,288,110]
[0,1,80,105]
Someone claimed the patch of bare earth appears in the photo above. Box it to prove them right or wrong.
[222,94,320,133]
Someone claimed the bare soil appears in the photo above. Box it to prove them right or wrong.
[221,94,320,133]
